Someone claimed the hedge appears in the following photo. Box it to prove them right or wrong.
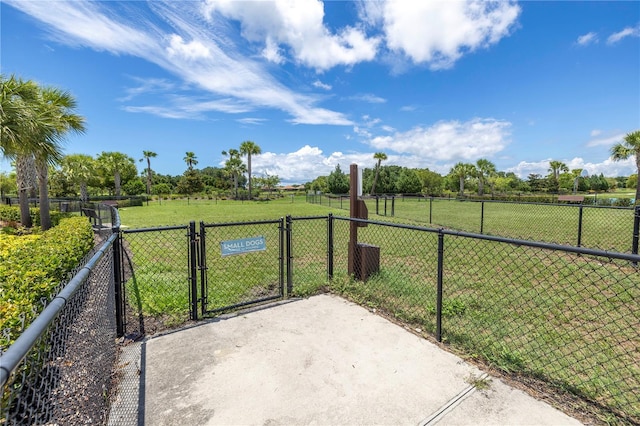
[0,205,66,228]
[0,216,95,350]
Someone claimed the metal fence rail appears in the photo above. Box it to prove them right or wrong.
[307,194,640,254]
[330,216,639,423]
[0,206,120,425]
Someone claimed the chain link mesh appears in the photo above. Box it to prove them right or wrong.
[289,217,330,297]
[121,226,191,336]
[201,220,283,314]
[307,195,638,253]
[1,232,117,425]
[329,217,639,424]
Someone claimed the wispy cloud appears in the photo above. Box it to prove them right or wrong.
[348,94,387,104]
[237,117,267,125]
[576,32,598,46]
[586,133,625,147]
[607,25,640,44]
[4,0,352,126]
[312,80,332,91]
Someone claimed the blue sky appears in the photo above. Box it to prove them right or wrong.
[1,1,639,184]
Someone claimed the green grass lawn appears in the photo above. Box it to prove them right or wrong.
[116,195,639,423]
[118,195,342,228]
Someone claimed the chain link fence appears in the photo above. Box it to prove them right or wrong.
[120,225,191,337]
[1,226,118,425]
[307,194,640,254]
[328,216,639,424]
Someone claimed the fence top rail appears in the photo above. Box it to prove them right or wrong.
[0,232,118,387]
[429,197,635,210]
[202,218,283,227]
[122,224,189,233]
[334,215,640,262]
[289,215,330,221]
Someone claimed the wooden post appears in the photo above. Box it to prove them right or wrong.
[348,163,359,276]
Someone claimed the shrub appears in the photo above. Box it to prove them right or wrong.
[0,216,95,349]
[0,205,66,227]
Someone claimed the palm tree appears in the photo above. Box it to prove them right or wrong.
[239,140,261,200]
[1,75,84,229]
[62,154,95,202]
[548,160,569,181]
[571,169,583,195]
[611,130,640,203]
[140,150,157,195]
[1,75,41,227]
[370,152,387,195]
[97,151,134,197]
[34,86,85,229]
[184,151,198,171]
[222,149,245,199]
[450,162,475,196]
[475,158,496,196]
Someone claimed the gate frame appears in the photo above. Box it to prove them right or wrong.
[197,218,287,318]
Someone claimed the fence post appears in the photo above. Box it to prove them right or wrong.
[376,196,379,215]
[632,206,640,264]
[384,196,388,216]
[285,216,292,296]
[577,206,584,247]
[188,221,198,321]
[199,221,207,316]
[436,230,444,342]
[113,228,125,337]
[480,201,485,234]
[327,213,334,280]
[391,196,395,217]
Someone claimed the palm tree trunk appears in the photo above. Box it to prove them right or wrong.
[146,158,152,195]
[247,154,252,200]
[36,157,52,230]
[80,181,89,203]
[16,154,33,228]
[371,162,381,194]
[234,174,238,199]
[478,177,484,196]
[114,170,121,197]
[459,176,464,196]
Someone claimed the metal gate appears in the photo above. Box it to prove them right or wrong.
[197,219,286,317]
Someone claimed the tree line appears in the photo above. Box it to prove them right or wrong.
[307,153,640,199]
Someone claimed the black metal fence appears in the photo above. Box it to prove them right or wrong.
[0,208,120,425]
[3,206,638,424]
[307,194,640,254]
[327,216,639,424]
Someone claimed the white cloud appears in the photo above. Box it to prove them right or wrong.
[312,80,332,90]
[250,145,370,183]
[166,34,211,59]
[586,133,626,147]
[607,25,640,44]
[262,37,285,64]
[204,0,380,71]
[366,118,511,160]
[237,117,267,125]
[507,157,636,179]
[576,32,598,46]
[119,77,176,102]
[348,94,387,103]
[590,129,602,137]
[374,1,521,69]
[5,0,352,126]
